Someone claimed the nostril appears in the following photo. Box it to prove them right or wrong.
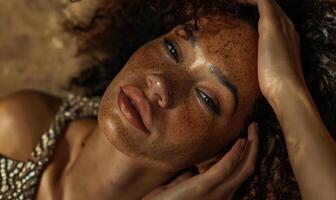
[155,93,162,101]
[157,93,167,107]
[147,77,153,86]
[146,74,169,108]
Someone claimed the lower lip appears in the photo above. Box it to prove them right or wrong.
[117,89,149,134]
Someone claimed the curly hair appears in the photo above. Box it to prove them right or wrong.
[65,0,336,199]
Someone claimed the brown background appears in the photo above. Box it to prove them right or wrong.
[1,0,334,97]
[0,0,108,97]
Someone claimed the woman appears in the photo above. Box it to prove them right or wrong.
[0,0,335,199]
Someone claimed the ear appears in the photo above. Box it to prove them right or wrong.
[194,154,224,174]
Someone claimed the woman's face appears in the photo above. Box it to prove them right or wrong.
[98,15,260,172]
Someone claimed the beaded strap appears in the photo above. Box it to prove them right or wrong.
[0,94,100,200]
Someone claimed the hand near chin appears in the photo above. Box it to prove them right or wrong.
[142,123,259,200]
[238,0,305,103]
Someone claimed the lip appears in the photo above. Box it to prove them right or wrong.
[117,85,152,134]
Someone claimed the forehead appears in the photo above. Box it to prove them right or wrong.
[194,16,258,76]
[188,16,259,105]
[196,16,257,57]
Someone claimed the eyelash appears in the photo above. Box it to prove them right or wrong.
[163,38,220,115]
[164,38,179,62]
[195,88,220,115]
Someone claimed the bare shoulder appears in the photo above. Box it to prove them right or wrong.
[0,90,62,161]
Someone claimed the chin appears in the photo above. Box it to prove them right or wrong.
[98,115,181,172]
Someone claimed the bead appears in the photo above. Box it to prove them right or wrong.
[0,185,8,193]
[16,181,22,188]
[17,163,23,169]
[0,94,100,199]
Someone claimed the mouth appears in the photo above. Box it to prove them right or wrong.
[117,85,152,134]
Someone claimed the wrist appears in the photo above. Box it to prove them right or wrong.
[265,79,310,113]
[266,81,318,127]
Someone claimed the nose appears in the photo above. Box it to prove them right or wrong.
[146,74,170,108]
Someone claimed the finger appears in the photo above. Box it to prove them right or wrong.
[201,138,246,187]
[268,0,296,41]
[269,0,295,30]
[164,171,194,188]
[269,0,303,79]
[237,0,278,20]
[142,172,193,200]
[209,123,259,199]
[197,155,223,174]
[143,172,195,200]
[240,122,259,178]
[270,1,302,77]
[221,123,259,187]
[142,187,165,200]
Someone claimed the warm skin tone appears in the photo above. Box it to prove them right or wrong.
[98,14,260,172]
[0,0,335,199]
[246,0,336,199]
[0,14,260,200]
[147,0,336,199]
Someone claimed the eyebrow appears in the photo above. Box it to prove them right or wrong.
[183,23,197,47]
[182,25,239,113]
[209,64,239,113]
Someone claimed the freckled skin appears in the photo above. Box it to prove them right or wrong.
[98,14,260,172]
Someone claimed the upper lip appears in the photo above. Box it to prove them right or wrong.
[121,85,152,132]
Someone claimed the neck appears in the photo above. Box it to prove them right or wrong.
[64,126,175,199]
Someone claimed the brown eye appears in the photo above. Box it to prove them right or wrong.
[195,88,220,115]
[164,38,179,62]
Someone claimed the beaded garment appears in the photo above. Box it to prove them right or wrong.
[0,94,100,200]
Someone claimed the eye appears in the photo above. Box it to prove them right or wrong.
[164,38,180,62]
[196,88,220,115]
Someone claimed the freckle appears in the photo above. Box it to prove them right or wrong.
[223,41,230,47]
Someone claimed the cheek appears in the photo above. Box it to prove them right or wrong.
[157,97,234,165]
[126,42,164,72]
[167,101,212,144]
[98,88,123,143]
